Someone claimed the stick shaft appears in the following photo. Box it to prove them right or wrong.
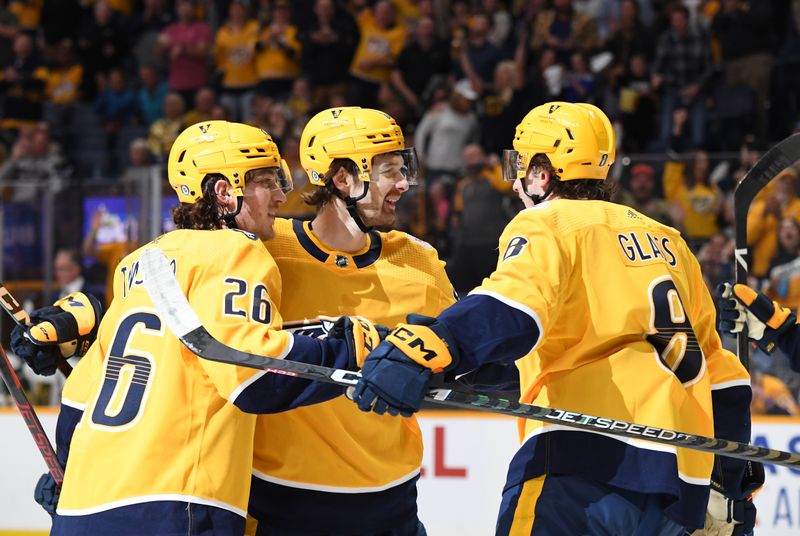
[141,247,800,468]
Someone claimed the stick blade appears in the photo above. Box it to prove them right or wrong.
[139,247,201,339]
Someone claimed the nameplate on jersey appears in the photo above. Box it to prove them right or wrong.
[502,236,529,262]
[616,231,678,268]
[121,256,177,298]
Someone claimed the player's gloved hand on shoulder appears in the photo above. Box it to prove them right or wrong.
[717,282,796,353]
[10,292,103,376]
[33,472,60,518]
[353,314,459,418]
[328,316,390,369]
[692,461,763,536]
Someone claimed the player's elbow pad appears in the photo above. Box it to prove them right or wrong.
[384,314,460,373]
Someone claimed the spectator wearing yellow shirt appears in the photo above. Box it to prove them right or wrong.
[349,0,406,108]
[747,167,800,278]
[147,92,185,160]
[8,0,40,30]
[1,32,48,131]
[182,86,217,128]
[663,150,726,250]
[213,0,258,122]
[44,39,83,137]
[45,40,82,105]
[255,0,301,99]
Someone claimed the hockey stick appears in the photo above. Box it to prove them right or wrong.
[0,343,64,486]
[734,133,800,369]
[0,283,65,485]
[141,248,800,468]
[0,282,72,377]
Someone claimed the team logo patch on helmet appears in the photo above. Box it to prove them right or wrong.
[502,236,529,261]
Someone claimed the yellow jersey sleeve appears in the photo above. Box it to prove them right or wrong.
[176,235,291,402]
[477,208,568,335]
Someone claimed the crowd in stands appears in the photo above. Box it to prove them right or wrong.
[3,0,800,412]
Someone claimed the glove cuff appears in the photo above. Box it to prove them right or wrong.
[385,314,460,373]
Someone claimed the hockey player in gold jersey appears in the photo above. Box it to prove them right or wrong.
[246,107,455,535]
[354,103,759,535]
[10,121,379,535]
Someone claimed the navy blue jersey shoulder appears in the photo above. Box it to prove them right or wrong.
[437,294,540,372]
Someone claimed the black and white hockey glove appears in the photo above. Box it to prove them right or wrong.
[717,282,796,353]
[10,292,103,375]
[328,316,390,369]
[692,461,763,536]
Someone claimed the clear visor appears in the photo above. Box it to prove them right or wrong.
[372,148,420,186]
[278,159,293,194]
[502,149,526,182]
[247,161,293,194]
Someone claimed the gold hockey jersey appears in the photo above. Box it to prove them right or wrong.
[436,199,752,529]
[249,217,455,532]
[55,228,351,528]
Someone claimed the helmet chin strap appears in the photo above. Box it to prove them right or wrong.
[222,196,244,229]
[524,179,557,205]
[332,180,372,233]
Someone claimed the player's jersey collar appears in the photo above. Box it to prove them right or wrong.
[292,219,382,269]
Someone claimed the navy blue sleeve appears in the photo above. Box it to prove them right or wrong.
[711,384,753,499]
[233,335,350,414]
[437,294,541,373]
[778,326,800,373]
[55,403,83,467]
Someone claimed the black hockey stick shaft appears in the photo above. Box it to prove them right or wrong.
[0,343,64,486]
[733,133,800,369]
[140,248,800,468]
[0,283,72,377]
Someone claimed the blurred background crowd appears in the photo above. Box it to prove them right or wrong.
[2,0,800,416]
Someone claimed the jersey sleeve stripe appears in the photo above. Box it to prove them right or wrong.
[710,379,752,390]
[251,467,421,493]
[56,493,247,518]
[228,369,268,405]
[61,397,87,411]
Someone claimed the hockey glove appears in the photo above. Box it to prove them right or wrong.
[353,314,460,417]
[717,282,796,353]
[33,472,59,518]
[692,461,763,536]
[328,316,390,369]
[10,292,103,375]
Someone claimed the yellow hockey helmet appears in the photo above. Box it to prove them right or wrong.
[299,107,419,186]
[168,121,292,204]
[502,102,615,183]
